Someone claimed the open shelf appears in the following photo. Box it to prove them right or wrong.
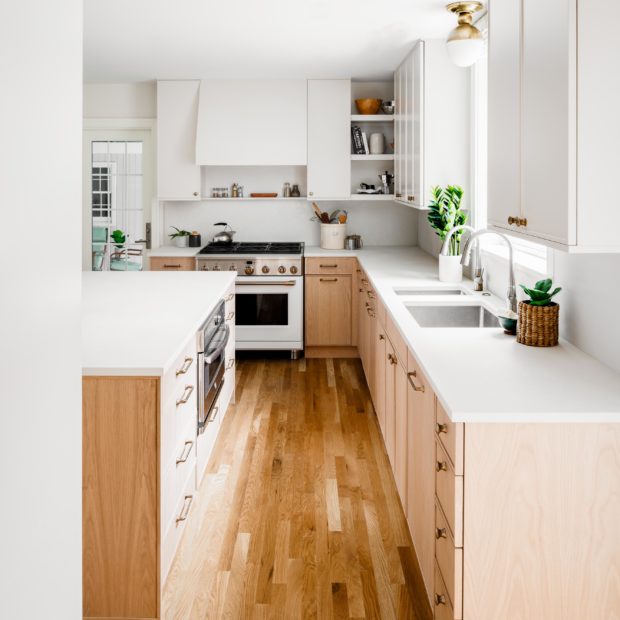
[351,114,395,122]
[350,194,395,201]
[202,196,306,202]
[351,154,394,161]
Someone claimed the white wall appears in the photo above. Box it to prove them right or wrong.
[84,81,156,118]
[0,1,82,618]
[163,199,418,247]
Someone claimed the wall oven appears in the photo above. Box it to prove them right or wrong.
[234,275,303,354]
[196,300,229,434]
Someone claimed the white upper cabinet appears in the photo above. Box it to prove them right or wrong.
[488,0,620,251]
[195,80,307,166]
[157,80,201,200]
[307,79,351,200]
[394,40,470,210]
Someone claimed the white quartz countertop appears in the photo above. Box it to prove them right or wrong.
[307,246,620,423]
[82,271,235,376]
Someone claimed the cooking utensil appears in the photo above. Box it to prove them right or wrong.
[212,222,236,244]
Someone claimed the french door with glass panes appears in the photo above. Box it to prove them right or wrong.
[82,128,153,271]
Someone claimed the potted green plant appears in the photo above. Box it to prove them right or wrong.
[110,229,126,248]
[169,226,191,248]
[517,278,562,347]
[427,185,468,282]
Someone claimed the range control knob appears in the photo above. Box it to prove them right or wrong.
[262,266,270,274]
[212,265,220,271]
[200,265,207,271]
[278,266,286,274]
[244,266,254,275]
[290,265,298,274]
[229,265,237,271]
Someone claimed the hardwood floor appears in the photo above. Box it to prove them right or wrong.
[162,358,432,620]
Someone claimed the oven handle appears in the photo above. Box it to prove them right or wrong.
[235,280,297,286]
[204,324,230,364]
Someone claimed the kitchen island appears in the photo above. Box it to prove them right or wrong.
[82,271,236,620]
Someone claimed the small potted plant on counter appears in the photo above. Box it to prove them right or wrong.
[427,185,468,282]
[169,226,191,248]
[110,229,126,248]
[517,278,562,347]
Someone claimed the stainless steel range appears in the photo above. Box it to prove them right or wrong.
[196,242,304,357]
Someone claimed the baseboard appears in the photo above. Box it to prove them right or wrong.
[304,346,360,359]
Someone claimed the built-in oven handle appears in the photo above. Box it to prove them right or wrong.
[204,324,230,364]
[235,280,297,286]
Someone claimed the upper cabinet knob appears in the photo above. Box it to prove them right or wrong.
[308,191,314,196]
[193,191,199,197]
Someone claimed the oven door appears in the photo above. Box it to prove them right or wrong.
[234,276,303,349]
[197,323,229,433]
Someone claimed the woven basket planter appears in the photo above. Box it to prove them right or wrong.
[517,301,559,347]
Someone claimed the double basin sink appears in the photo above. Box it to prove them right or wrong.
[394,287,499,329]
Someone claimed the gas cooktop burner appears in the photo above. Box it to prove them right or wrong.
[198,242,304,255]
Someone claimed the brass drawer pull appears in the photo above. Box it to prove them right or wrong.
[320,278,338,282]
[361,278,369,285]
[435,527,447,539]
[434,594,447,606]
[387,353,397,366]
[320,264,338,268]
[207,405,219,424]
[176,495,194,523]
[367,291,376,299]
[175,356,193,377]
[379,334,385,341]
[366,308,376,318]
[359,288,364,293]
[407,371,425,393]
[176,384,194,406]
[225,293,234,302]
[163,264,181,269]
[408,195,415,202]
[436,460,448,472]
[508,215,528,227]
[226,311,235,321]
[176,440,193,465]
[226,358,235,370]
[436,422,448,434]
[395,192,402,198]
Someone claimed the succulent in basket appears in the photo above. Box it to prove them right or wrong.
[520,279,562,306]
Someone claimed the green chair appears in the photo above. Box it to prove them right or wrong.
[92,226,107,271]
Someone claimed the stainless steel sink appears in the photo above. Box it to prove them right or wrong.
[394,288,469,296]
[407,304,498,328]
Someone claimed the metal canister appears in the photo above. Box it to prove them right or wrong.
[345,234,363,250]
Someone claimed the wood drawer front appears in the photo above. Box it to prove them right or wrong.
[306,257,357,275]
[436,399,464,475]
[386,314,407,367]
[162,467,196,584]
[150,256,196,271]
[435,439,464,547]
[435,504,463,618]
[434,562,461,620]
[305,275,352,346]
[161,430,197,533]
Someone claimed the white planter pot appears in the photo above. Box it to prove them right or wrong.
[438,254,463,283]
[174,236,189,248]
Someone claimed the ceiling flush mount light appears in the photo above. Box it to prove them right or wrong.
[446,2,484,67]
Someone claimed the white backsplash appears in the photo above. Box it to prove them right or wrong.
[162,199,418,247]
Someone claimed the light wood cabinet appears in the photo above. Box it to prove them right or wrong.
[156,81,201,201]
[372,317,387,436]
[394,40,469,210]
[307,79,351,199]
[305,275,352,346]
[195,79,307,166]
[149,257,196,271]
[488,0,620,251]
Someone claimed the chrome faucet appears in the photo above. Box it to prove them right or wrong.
[441,225,483,290]
[461,230,517,313]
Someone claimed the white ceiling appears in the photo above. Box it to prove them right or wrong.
[84,0,454,82]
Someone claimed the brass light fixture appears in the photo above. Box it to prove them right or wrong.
[446,1,484,67]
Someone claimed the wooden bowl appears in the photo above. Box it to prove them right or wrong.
[355,98,382,115]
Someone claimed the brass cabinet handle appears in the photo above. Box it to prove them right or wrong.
[176,356,193,376]
[408,195,415,202]
[361,278,369,285]
[407,371,425,393]
[508,215,528,227]
[359,288,364,293]
[320,264,338,269]
[226,311,235,321]
[176,440,193,465]
[367,291,376,299]
[366,308,376,318]
[379,334,385,341]
[395,192,402,198]
[163,264,182,269]
[226,358,235,370]
[176,495,194,523]
[207,405,219,424]
[225,293,234,302]
[436,460,448,472]
[320,278,338,282]
[436,423,448,434]
[387,353,397,365]
[176,384,194,406]
[435,527,447,539]
[434,594,447,606]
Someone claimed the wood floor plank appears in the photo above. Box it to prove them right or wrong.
[161,358,430,620]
